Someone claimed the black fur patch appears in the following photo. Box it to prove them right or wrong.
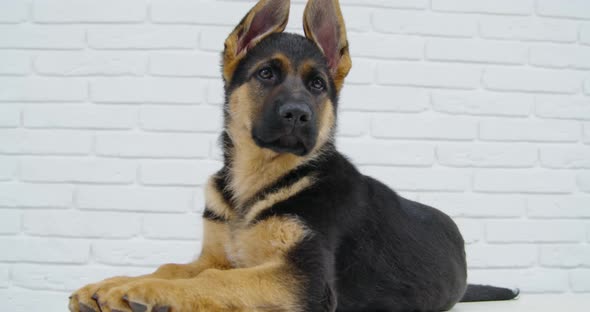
[214,168,235,207]
[202,208,228,223]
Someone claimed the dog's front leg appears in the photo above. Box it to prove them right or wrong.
[95,263,301,312]
[67,259,216,312]
[69,220,232,312]
[99,217,336,312]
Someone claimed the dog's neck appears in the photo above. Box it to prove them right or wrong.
[222,125,306,209]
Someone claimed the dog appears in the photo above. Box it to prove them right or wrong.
[68,0,519,311]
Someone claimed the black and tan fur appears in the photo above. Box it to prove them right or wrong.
[69,0,518,311]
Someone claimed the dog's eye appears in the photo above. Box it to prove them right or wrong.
[309,77,326,91]
[258,67,274,80]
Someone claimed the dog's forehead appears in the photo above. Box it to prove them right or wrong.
[244,33,328,71]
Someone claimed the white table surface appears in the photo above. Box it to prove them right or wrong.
[452,294,590,311]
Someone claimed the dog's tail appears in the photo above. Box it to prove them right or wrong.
[460,284,520,302]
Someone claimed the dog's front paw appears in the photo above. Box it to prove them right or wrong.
[98,279,181,312]
[69,276,134,312]
[98,279,230,312]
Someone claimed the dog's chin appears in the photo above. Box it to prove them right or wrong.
[253,134,312,157]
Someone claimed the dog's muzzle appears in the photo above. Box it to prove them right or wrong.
[252,102,317,156]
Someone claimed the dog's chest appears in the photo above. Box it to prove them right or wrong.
[224,217,307,268]
[224,222,258,268]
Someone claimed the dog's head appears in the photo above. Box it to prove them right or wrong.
[222,0,351,157]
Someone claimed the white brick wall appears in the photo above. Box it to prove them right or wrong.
[0,0,589,310]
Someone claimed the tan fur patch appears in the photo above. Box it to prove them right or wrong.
[93,263,303,312]
[273,53,294,74]
[199,220,233,268]
[246,53,293,78]
[312,99,336,156]
[92,215,306,311]
[299,60,315,77]
[244,176,315,223]
[226,84,257,134]
[223,38,241,83]
[333,47,352,92]
[188,261,302,311]
[226,216,309,268]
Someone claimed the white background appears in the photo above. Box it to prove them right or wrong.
[1,0,590,310]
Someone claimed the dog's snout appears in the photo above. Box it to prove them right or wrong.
[279,103,312,125]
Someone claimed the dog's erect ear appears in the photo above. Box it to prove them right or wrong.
[303,0,351,91]
[223,0,290,82]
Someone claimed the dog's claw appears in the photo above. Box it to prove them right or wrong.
[79,303,97,312]
[153,306,170,312]
[129,301,148,312]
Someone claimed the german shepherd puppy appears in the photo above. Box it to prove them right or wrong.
[69,0,519,311]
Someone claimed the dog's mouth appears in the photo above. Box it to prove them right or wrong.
[253,134,309,156]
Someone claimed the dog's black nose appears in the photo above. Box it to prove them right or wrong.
[279,103,312,125]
